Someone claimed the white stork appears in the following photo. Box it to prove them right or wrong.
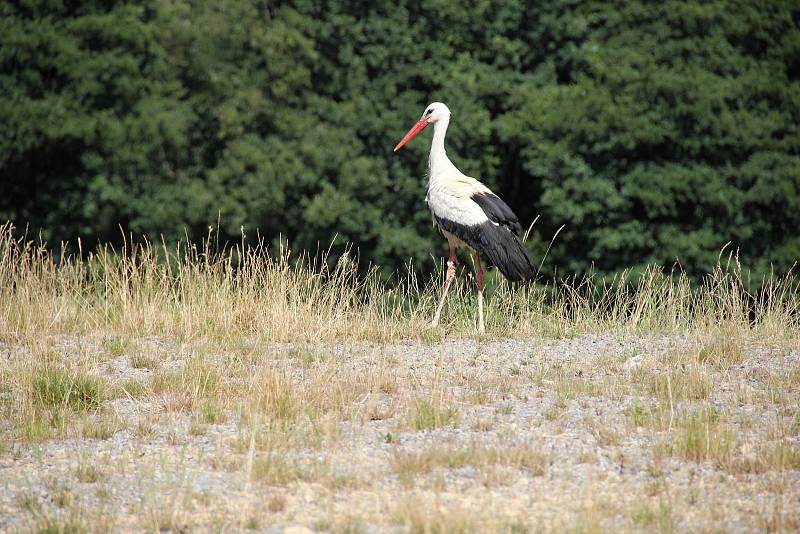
[394,102,536,334]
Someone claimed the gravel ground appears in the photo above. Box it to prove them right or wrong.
[1,333,798,532]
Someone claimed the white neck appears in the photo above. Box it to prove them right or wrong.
[428,116,457,181]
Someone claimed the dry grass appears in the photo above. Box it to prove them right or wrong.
[250,453,322,486]
[391,495,480,533]
[151,359,231,424]
[391,442,548,487]
[130,352,159,370]
[0,223,797,344]
[82,414,125,440]
[74,462,105,484]
[630,402,800,475]
[633,358,715,402]
[1,224,799,532]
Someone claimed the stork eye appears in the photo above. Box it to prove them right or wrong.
[426,109,433,115]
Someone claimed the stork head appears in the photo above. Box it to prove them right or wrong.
[393,102,450,152]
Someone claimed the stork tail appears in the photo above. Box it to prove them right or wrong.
[473,222,536,282]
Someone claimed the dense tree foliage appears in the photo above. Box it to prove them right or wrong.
[2,0,798,281]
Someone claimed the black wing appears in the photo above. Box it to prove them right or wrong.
[470,192,522,235]
[433,212,535,283]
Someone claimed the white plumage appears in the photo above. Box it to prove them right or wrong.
[427,182,489,227]
[394,102,536,333]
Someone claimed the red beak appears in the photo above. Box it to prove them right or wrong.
[393,117,430,152]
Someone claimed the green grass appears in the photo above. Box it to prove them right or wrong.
[33,367,106,411]
[16,491,40,513]
[32,516,88,534]
[673,406,729,463]
[102,336,133,357]
[115,378,147,399]
[408,396,459,430]
[630,498,674,532]
[14,366,110,441]
[194,399,227,425]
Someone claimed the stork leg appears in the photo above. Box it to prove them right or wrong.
[431,246,457,327]
[475,251,485,335]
